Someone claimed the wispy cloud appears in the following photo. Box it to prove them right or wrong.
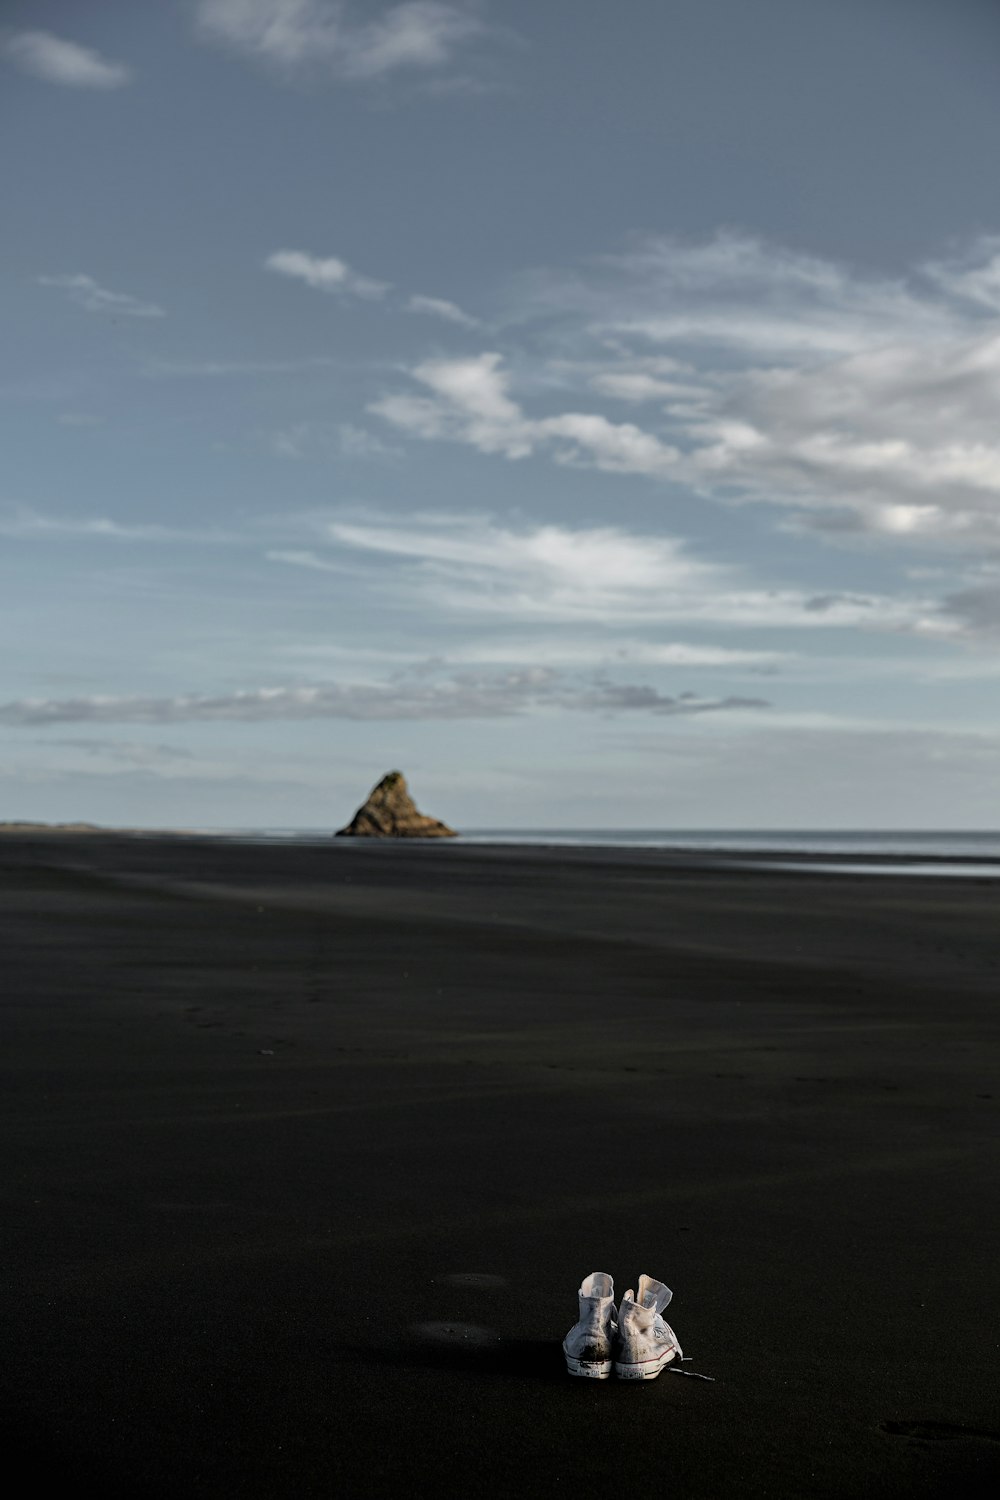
[282,511,938,633]
[336,422,400,458]
[337,1,489,80]
[4,31,131,88]
[518,230,957,357]
[266,549,355,575]
[265,249,389,299]
[0,673,768,727]
[279,635,788,670]
[270,423,313,459]
[0,506,231,545]
[268,420,399,459]
[197,0,496,83]
[448,639,788,669]
[407,293,480,328]
[589,369,701,403]
[37,273,164,319]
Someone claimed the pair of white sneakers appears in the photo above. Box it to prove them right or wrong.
[563,1271,682,1381]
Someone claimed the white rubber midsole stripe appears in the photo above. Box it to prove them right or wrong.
[565,1355,612,1378]
[614,1349,678,1378]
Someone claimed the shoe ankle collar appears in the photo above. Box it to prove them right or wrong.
[579,1271,614,1300]
[636,1275,672,1315]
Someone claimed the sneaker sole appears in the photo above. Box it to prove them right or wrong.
[613,1349,678,1381]
[565,1356,613,1379]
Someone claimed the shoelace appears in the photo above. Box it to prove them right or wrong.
[669,1359,715,1381]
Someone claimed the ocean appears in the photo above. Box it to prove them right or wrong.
[458,829,1000,857]
[440,828,1000,876]
[224,827,1000,876]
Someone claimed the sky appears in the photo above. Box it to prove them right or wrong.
[3,0,1000,830]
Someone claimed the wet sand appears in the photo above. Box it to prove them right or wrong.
[1,833,997,1498]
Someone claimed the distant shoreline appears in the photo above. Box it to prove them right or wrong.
[0,821,106,833]
[0,822,196,837]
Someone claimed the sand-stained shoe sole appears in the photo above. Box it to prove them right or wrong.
[565,1355,613,1379]
[614,1349,678,1381]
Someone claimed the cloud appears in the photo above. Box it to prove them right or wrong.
[0,673,768,727]
[37,273,164,318]
[689,329,1000,542]
[407,293,480,328]
[287,511,935,633]
[265,249,389,299]
[197,0,494,82]
[540,411,678,474]
[371,232,1000,554]
[372,352,680,473]
[4,31,131,88]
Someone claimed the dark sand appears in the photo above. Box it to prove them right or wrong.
[1,834,997,1497]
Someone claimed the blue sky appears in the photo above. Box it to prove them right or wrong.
[3,0,1000,829]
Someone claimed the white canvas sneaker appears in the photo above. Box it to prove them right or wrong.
[562,1271,617,1378]
[613,1275,682,1380]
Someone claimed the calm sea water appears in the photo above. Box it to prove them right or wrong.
[460,829,1000,858]
[225,827,1000,876]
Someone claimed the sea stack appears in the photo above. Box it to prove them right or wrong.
[335,770,457,839]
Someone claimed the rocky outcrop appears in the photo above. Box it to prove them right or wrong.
[335,771,457,839]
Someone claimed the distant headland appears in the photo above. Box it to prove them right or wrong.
[0,771,458,840]
[0,822,104,834]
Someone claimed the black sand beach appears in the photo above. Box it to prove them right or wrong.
[1,833,997,1497]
